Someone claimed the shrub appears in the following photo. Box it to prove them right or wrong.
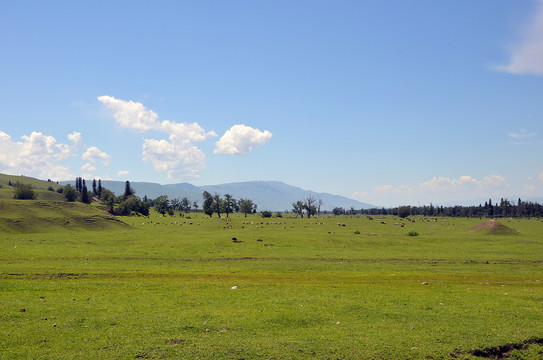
[261,211,272,218]
[354,231,361,235]
[47,186,55,191]
[275,212,283,218]
[13,182,36,200]
[408,231,419,236]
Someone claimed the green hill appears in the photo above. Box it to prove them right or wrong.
[0,173,65,201]
[0,200,129,233]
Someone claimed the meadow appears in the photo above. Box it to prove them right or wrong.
[1,200,542,359]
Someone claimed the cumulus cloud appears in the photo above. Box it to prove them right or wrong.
[98,95,217,180]
[98,95,159,132]
[0,130,73,180]
[118,170,130,176]
[214,124,272,155]
[82,146,111,166]
[496,0,543,75]
[142,138,206,180]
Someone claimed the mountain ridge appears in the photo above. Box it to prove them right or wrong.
[58,179,375,211]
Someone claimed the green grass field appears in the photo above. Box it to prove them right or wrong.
[1,199,542,359]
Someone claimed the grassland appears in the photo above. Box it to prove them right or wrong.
[1,200,542,359]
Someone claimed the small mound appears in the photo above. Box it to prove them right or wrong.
[469,219,519,235]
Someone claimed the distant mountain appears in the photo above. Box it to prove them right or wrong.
[59,179,374,211]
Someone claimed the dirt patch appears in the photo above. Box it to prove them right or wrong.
[469,220,519,235]
[451,337,543,359]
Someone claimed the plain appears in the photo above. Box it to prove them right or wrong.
[1,200,542,359]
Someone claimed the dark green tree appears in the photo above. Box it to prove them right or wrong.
[223,194,236,217]
[213,194,222,218]
[97,179,102,197]
[81,182,91,204]
[154,195,170,216]
[202,191,214,217]
[239,199,256,218]
[292,201,305,218]
[123,181,134,200]
[92,179,97,196]
[63,184,78,202]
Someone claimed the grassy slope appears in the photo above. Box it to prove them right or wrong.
[0,173,63,191]
[0,209,542,359]
[0,200,128,233]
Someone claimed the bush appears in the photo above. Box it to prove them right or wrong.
[13,182,36,200]
[354,230,361,235]
[261,211,272,218]
[408,231,419,236]
[275,212,283,218]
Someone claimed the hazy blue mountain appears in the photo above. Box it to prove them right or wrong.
[61,179,374,211]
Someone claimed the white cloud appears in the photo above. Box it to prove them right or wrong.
[539,171,543,182]
[142,137,206,180]
[82,162,97,172]
[82,146,111,166]
[0,130,72,180]
[117,170,130,176]
[98,95,159,132]
[496,0,543,75]
[214,124,272,155]
[68,131,82,149]
[98,95,217,180]
[366,174,509,206]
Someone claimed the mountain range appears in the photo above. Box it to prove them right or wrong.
[60,179,375,211]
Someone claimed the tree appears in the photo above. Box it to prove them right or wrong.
[99,188,115,213]
[170,197,181,211]
[180,197,191,212]
[123,181,134,200]
[13,182,36,200]
[213,194,222,217]
[398,206,410,218]
[92,179,97,196]
[239,199,256,218]
[202,191,214,217]
[223,194,236,217]
[63,184,78,202]
[304,196,317,219]
[332,207,345,215]
[292,201,305,218]
[192,201,198,211]
[317,195,324,218]
[154,195,170,216]
[97,179,102,197]
[81,182,91,204]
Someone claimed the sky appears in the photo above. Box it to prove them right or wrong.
[1,0,542,207]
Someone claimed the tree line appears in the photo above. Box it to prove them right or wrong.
[331,198,543,218]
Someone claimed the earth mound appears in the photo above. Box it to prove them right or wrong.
[469,219,519,235]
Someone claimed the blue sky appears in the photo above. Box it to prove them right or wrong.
[1,0,542,207]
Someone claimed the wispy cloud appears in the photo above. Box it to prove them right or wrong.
[367,174,508,206]
[495,0,543,75]
[509,128,536,139]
